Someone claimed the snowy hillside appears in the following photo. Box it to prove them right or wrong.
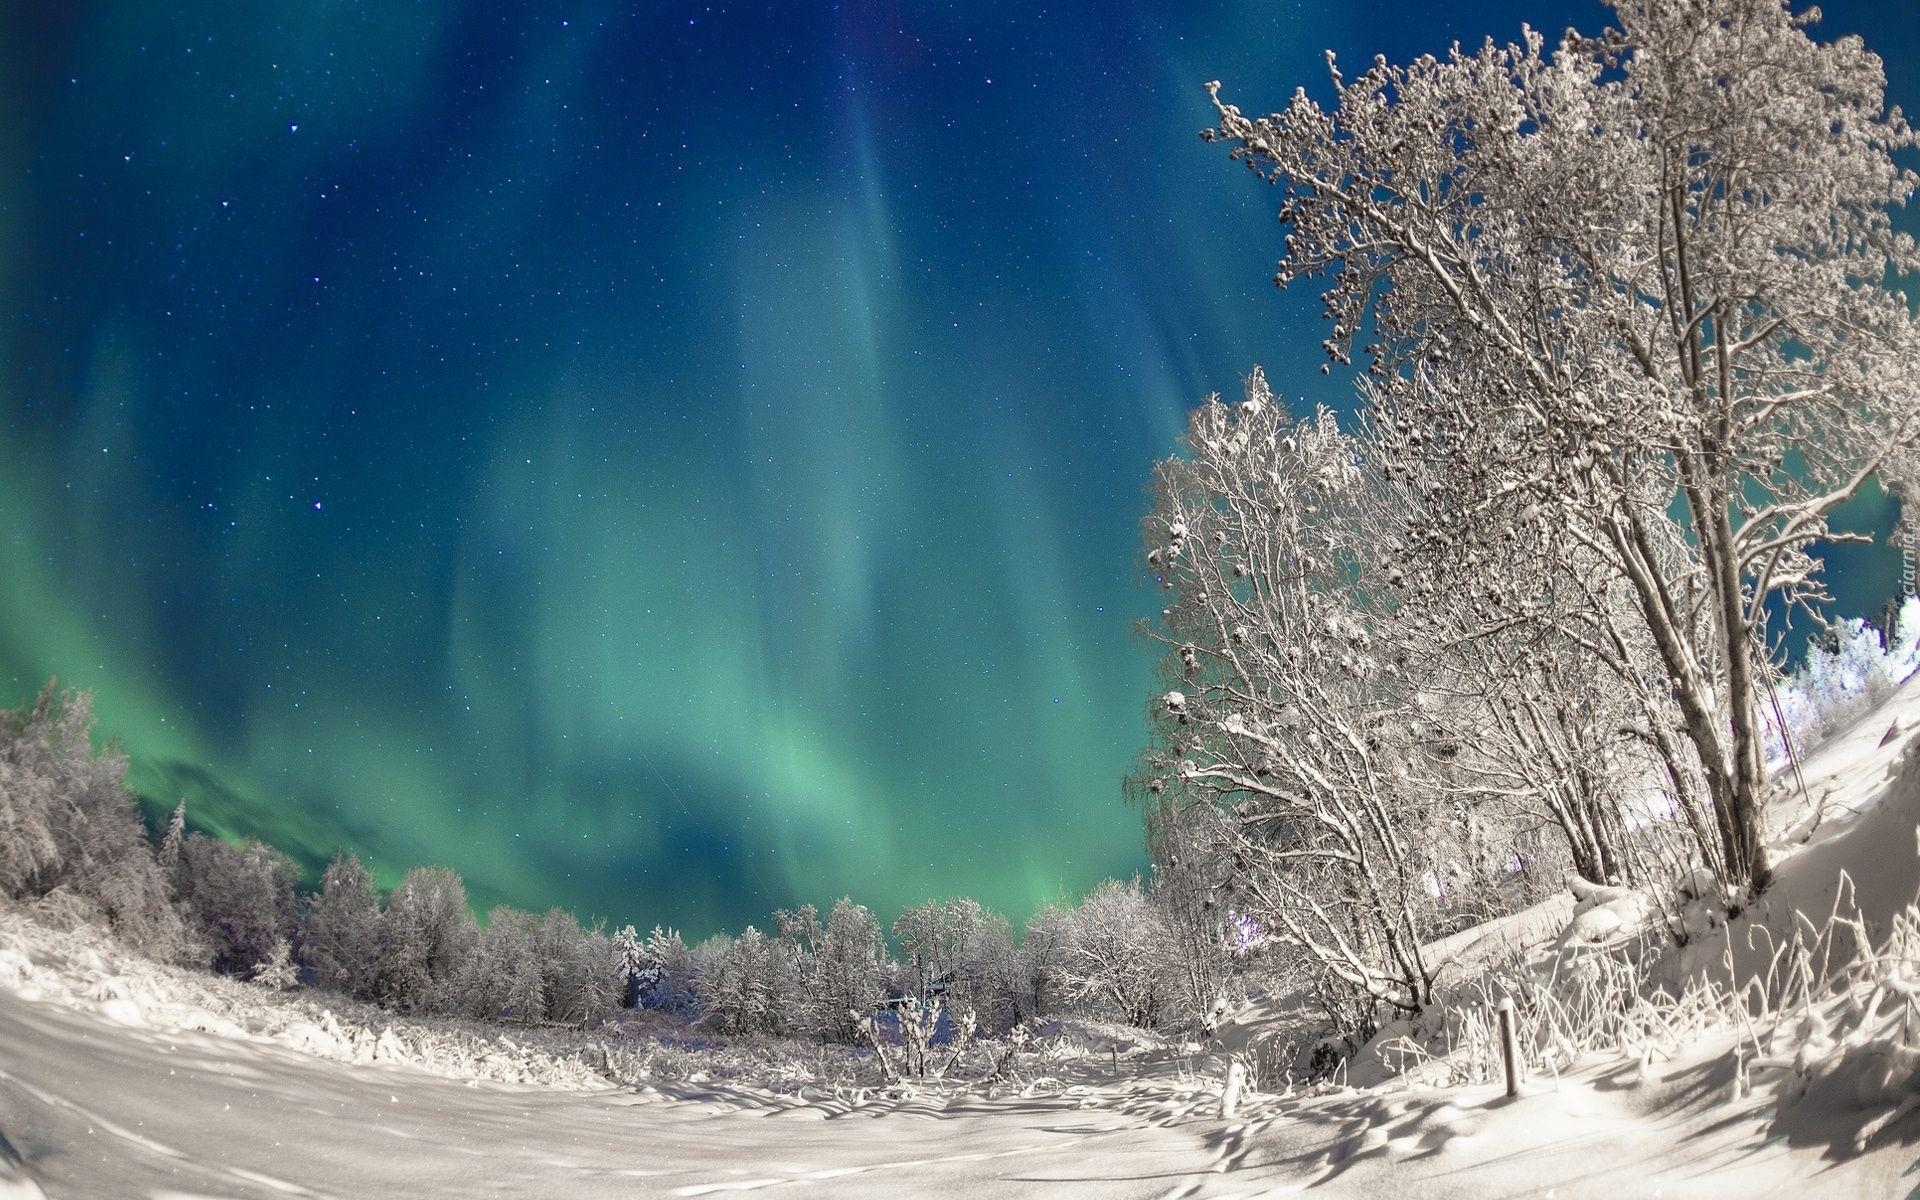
[5,678,1920,1197]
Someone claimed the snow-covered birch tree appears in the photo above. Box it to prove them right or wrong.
[1137,371,1436,1021]
[1204,0,1920,897]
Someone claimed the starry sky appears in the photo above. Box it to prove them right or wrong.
[2,0,1913,937]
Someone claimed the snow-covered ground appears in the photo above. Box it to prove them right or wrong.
[3,950,1910,1199]
[6,678,1920,1198]
[0,987,1246,1199]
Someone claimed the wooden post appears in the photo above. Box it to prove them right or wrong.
[1220,1059,1246,1119]
[1496,997,1519,1097]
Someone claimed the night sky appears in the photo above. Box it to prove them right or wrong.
[2,0,1913,937]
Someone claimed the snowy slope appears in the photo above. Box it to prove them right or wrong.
[1748,675,1920,950]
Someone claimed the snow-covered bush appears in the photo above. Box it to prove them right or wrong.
[1766,599,1920,766]
[858,995,979,1082]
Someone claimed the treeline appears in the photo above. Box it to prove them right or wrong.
[0,682,1229,1041]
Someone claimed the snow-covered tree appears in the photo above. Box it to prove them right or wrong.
[0,683,185,958]
[891,899,951,1000]
[1896,596,1920,675]
[250,937,300,990]
[946,900,1017,1031]
[692,926,793,1036]
[1767,599,1920,760]
[0,682,92,898]
[1057,878,1169,1030]
[635,924,696,1011]
[301,851,381,998]
[462,906,547,1022]
[612,924,647,1009]
[1204,0,1920,894]
[891,897,1017,1031]
[772,902,822,953]
[534,908,621,1026]
[158,802,186,876]
[800,897,888,1042]
[1144,799,1235,1024]
[460,905,618,1026]
[1013,903,1070,1020]
[1393,536,1690,894]
[375,866,477,1014]
[1137,377,1436,1021]
[176,833,298,977]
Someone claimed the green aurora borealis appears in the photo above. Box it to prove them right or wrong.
[2,0,1914,936]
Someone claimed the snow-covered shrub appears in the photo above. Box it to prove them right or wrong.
[1745,886,1920,1152]
[1378,851,1920,1162]
[858,996,984,1082]
[1766,599,1920,766]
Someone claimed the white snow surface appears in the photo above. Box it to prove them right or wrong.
[7,680,1920,1196]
